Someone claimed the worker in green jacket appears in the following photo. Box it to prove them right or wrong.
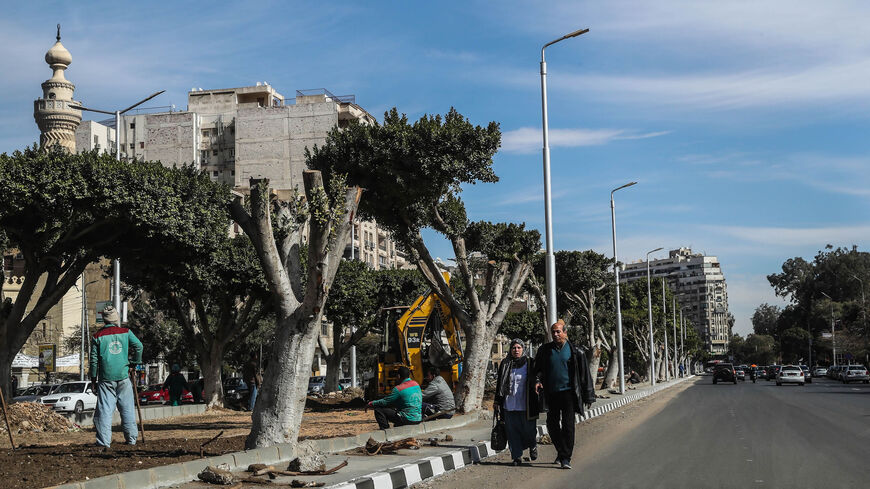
[90,305,143,447]
[367,366,422,429]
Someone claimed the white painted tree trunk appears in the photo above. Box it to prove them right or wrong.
[454,320,492,413]
[200,345,226,408]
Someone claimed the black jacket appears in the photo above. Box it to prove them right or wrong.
[494,356,540,421]
[534,341,595,415]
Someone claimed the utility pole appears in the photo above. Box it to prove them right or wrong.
[672,296,677,377]
[610,181,636,395]
[646,247,662,385]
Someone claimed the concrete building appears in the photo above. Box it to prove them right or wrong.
[620,248,731,354]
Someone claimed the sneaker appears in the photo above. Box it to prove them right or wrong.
[554,457,562,465]
[512,458,522,466]
[560,459,572,470]
[529,446,538,461]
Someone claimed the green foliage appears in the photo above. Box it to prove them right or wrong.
[307,108,500,243]
[751,303,781,337]
[498,310,545,345]
[464,221,540,262]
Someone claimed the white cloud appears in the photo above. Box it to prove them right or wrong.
[712,225,870,248]
[501,127,668,153]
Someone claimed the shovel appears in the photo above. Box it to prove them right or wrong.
[129,367,146,445]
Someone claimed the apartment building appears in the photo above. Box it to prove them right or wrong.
[620,248,731,354]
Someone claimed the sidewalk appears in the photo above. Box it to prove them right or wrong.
[54,375,695,489]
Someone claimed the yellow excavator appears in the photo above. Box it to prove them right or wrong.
[372,273,464,397]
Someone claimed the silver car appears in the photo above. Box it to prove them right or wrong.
[842,365,869,384]
[812,367,827,377]
[776,365,805,386]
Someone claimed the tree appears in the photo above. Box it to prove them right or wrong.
[618,279,678,380]
[309,108,540,413]
[229,171,360,449]
[122,235,272,407]
[751,303,781,337]
[0,147,228,398]
[498,310,545,345]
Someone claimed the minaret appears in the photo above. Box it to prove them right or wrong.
[34,24,81,152]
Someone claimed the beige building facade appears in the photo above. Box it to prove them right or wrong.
[620,248,731,354]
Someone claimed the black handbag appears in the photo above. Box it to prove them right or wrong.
[490,408,507,450]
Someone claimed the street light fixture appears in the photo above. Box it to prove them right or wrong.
[821,292,836,365]
[610,181,636,394]
[646,247,663,385]
[72,90,166,312]
[540,27,589,328]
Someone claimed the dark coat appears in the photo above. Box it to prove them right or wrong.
[534,341,595,415]
[494,355,540,421]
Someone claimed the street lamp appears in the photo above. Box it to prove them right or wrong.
[646,247,663,385]
[672,296,678,378]
[71,90,166,312]
[821,292,836,365]
[77,278,98,380]
[540,27,589,328]
[661,277,668,381]
[610,181,636,394]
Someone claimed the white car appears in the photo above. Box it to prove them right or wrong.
[40,381,97,413]
[842,366,869,384]
[776,365,805,386]
[812,367,827,377]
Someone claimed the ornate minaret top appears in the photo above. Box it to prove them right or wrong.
[34,24,81,152]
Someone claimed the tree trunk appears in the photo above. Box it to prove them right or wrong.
[454,320,492,413]
[600,352,618,390]
[587,340,602,384]
[0,349,12,399]
[246,313,319,448]
[324,351,343,393]
[200,344,225,408]
[656,344,666,380]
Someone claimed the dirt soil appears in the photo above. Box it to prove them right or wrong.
[0,402,379,489]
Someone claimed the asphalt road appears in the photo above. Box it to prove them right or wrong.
[424,376,870,489]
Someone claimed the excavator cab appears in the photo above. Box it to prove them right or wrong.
[371,273,463,398]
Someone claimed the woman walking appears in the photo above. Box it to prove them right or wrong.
[494,338,540,466]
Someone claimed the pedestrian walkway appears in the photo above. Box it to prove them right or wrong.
[54,376,695,489]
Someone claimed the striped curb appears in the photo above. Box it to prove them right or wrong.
[325,375,696,489]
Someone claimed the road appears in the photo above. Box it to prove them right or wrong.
[421,376,870,489]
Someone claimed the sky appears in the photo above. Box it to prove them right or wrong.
[2,1,869,335]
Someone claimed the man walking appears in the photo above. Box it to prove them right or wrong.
[90,305,143,447]
[163,364,189,406]
[243,352,262,411]
[534,320,595,469]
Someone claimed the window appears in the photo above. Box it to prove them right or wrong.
[93,136,99,144]
[203,130,210,137]
[201,150,208,161]
[212,171,219,177]
[129,143,134,149]
[139,142,144,149]
[130,122,135,129]
[231,170,235,176]
[321,322,329,336]
[229,149,235,157]
[212,149,218,156]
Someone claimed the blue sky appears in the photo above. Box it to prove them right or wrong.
[2,1,869,335]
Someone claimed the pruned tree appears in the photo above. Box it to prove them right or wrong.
[308,108,540,413]
[229,171,360,449]
[0,147,228,398]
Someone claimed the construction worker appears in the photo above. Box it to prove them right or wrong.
[367,366,422,429]
[90,305,143,447]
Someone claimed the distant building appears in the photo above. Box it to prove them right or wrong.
[620,248,731,354]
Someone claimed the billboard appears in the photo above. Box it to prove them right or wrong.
[38,344,56,373]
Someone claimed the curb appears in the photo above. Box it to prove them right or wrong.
[325,375,696,489]
[61,403,208,428]
[50,413,481,489]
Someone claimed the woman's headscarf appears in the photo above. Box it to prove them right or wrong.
[506,338,528,369]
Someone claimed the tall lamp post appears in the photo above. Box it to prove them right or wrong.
[540,27,589,327]
[72,90,165,312]
[680,308,686,373]
[672,296,678,377]
[646,247,663,385]
[821,292,836,365]
[661,277,669,381]
[610,181,636,394]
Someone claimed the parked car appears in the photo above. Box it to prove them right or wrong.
[11,384,60,404]
[735,368,746,381]
[339,378,353,390]
[713,363,737,384]
[139,384,169,405]
[776,365,805,386]
[223,377,250,408]
[40,381,98,413]
[308,376,326,395]
[812,366,827,378]
[799,365,812,384]
[842,365,869,384]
